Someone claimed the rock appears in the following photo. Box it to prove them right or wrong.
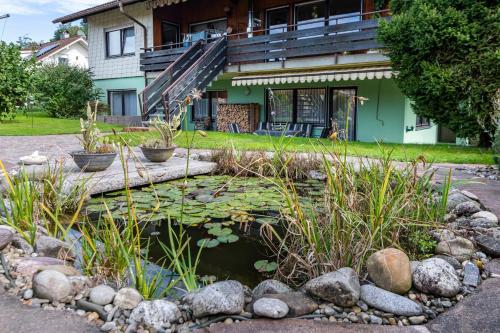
[471,211,498,224]
[68,275,90,295]
[475,234,500,258]
[35,235,74,259]
[366,248,412,294]
[370,315,383,325]
[23,289,34,300]
[252,279,292,299]
[436,237,475,262]
[469,217,498,229]
[260,292,318,317]
[89,285,116,306]
[409,315,426,325]
[11,235,33,254]
[360,285,422,316]
[462,262,480,287]
[485,258,500,276]
[429,229,456,242]
[304,267,360,307]
[38,264,81,276]
[33,270,72,302]
[15,257,66,278]
[191,280,244,318]
[76,299,107,320]
[433,255,461,270]
[130,300,181,330]
[410,261,421,274]
[114,288,143,309]
[100,321,116,332]
[0,228,13,250]
[452,201,480,216]
[413,258,461,297]
[308,170,327,181]
[461,190,479,201]
[446,192,471,212]
[253,297,289,318]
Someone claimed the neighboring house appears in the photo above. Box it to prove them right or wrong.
[53,0,453,144]
[21,35,89,68]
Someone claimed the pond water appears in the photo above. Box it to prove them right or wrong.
[84,175,324,287]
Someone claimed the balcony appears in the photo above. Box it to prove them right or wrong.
[140,10,390,73]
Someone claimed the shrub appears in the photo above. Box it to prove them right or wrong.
[33,64,100,118]
[0,42,34,120]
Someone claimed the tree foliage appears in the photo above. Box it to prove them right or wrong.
[0,42,35,120]
[33,64,100,118]
[378,0,500,146]
[52,22,87,41]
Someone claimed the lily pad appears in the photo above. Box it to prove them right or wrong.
[208,227,232,237]
[197,238,220,248]
[217,234,239,244]
[254,260,278,273]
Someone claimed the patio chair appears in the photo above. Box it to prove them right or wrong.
[297,124,313,137]
[229,123,241,134]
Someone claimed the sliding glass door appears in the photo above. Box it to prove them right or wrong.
[331,88,356,140]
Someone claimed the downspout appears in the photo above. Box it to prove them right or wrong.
[118,0,148,111]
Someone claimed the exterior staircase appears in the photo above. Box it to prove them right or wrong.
[140,37,227,121]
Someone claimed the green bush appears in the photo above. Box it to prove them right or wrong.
[33,64,100,118]
[0,42,34,120]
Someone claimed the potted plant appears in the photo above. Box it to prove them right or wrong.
[70,101,116,172]
[140,114,182,163]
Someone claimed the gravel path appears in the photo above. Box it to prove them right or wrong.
[0,289,100,333]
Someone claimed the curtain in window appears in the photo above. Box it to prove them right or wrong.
[107,30,121,56]
[295,1,325,31]
[267,89,293,123]
[331,88,356,140]
[296,89,326,124]
[122,27,135,55]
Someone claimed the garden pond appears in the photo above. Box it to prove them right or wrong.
[84,175,325,287]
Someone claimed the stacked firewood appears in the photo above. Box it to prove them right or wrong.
[217,104,260,133]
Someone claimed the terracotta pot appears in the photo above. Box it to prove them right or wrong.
[140,145,176,163]
[70,151,117,172]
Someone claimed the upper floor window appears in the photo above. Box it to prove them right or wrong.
[106,26,135,58]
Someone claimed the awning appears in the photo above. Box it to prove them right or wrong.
[231,67,394,87]
[145,0,188,9]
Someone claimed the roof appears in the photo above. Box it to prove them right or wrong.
[52,0,143,24]
[23,36,88,61]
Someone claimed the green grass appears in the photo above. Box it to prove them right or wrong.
[0,111,122,136]
[115,130,494,165]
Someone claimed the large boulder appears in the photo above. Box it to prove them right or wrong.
[35,235,74,259]
[253,298,289,319]
[130,300,181,330]
[114,287,144,309]
[33,269,72,302]
[446,192,472,212]
[469,211,499,229]
[452,201,481,216]
[252,279,292,299]
[366,248,412,294]
[360,284,422,316]
[89,285,116,305]
[304,267,360,307]
[191,280,245,318]
[413,258,461,297]
[436,237,475,262]
[0,228,13,250]
[14,256,66,278]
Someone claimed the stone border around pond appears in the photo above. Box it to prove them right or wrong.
[0,187,499,333]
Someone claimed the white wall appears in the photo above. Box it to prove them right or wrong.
[87,2,153,80]
[42,42,89,68]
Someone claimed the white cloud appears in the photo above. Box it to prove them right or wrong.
[0,0,110,16]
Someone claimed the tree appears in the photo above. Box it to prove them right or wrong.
[16,35,39,49]
[52,22,87,41]
[378,0,500,147]
[33,64,100,118]
[0,42,35,120]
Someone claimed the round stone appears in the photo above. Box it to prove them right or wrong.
[252,279,292,299]
[366,248,412,294]
[304,267,360,307]
[113,287,143,309]
[89,285,116,305]
[33,270,72,302]
[436,237,475,262]
[253,297,289,319]
[413,258,461,297]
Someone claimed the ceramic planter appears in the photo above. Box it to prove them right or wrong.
[70,151,117,172]
[140,145,176,163]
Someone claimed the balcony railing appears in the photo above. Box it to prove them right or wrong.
[140,10,390,72]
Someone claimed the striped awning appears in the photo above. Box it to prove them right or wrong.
[145,0,188,10]
[231,67,394,87]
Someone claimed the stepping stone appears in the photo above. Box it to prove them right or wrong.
[462,262,480,287]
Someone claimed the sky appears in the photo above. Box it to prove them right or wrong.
[0,0,109,43]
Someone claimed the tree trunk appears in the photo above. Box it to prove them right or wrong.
[478,131,492,148]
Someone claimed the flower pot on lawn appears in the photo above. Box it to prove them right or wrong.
[70,151,117,172]
[140,145,176,163]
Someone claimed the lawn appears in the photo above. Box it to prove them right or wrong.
[0,111,122,136]
[113,131,494,165]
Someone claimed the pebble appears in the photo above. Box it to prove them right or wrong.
[88,312,100,322]
[324,306,337,316]
[409,315,426,325]
[224,318,233,324]
[23,289,33,300]
[104,304,114,313]
[370,315,383,325]
[441,300,452,308]
[76,310,86,316]
[100,321,116,332]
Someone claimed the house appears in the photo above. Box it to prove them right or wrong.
[53,0,455,144]
[21,34,89,68]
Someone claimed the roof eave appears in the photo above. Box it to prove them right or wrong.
[52,0,143,24]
